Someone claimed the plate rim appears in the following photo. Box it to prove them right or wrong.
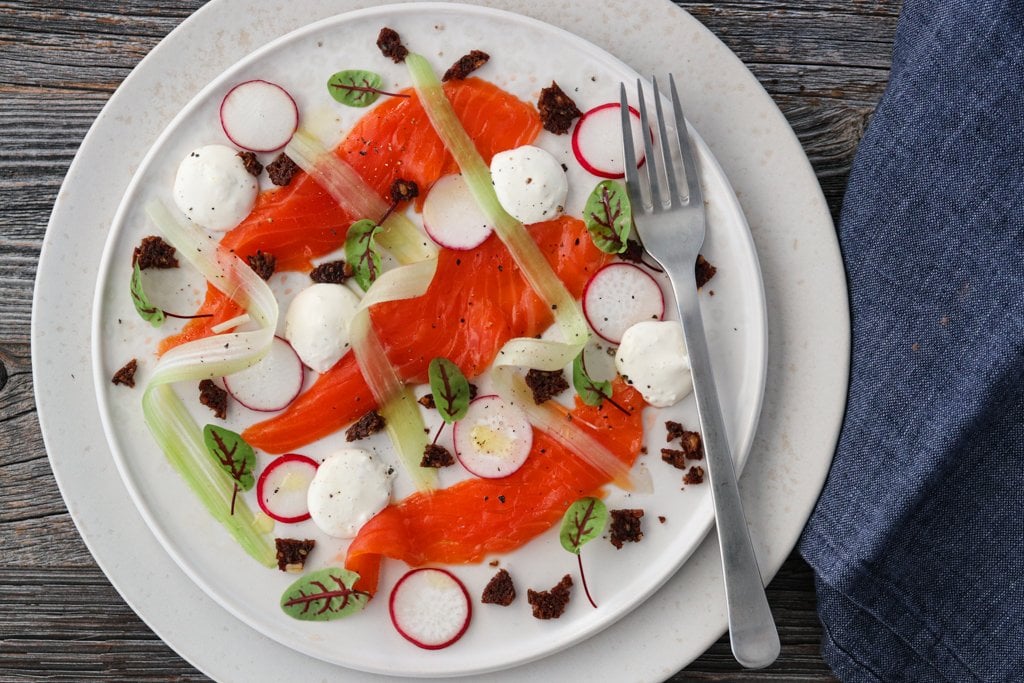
[31,0,849,680]
[87,2,769,676]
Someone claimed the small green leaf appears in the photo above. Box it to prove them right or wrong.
[560,497,608,555]
[130,262,165,327]
[203,424,256,491]
[572,350,612,407]
[344,219,383,291]
[428,357,471,423]
[328,70,386,107]
[584,180,632,254]
[280,567,370,621]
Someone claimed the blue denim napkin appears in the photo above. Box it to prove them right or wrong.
[798,1,1024,681]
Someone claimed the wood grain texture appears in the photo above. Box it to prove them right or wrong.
[0,0,899,680]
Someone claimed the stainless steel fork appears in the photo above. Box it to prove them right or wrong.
[620,76,780,669]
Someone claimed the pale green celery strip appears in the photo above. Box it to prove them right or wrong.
[406,53,636,489]
[141,201,276,566]
[348,259,439,491]
[285,130,437,265]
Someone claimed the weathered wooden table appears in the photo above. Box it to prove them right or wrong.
[0,1,898,680]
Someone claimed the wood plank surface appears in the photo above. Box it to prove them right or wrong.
[0,0,900,680]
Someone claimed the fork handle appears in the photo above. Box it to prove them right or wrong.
[671,275,780,669]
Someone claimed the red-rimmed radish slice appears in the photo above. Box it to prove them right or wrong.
[389,568,471,650]
[256,453,318,523]
[223,336,303,412]
[572,103,645,179]
[453,395,533,478]
[220,80,299,152]
[583,263,665,344]
[422,174,494,250]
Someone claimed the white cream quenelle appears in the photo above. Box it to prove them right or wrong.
[284,283,360,373]
[489,145,568,224]
[173,144,258,231]
[614,320,694,407]
[307,449,394,538]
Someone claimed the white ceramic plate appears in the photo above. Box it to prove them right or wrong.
[90,4,765,678]
[36,1,848,680]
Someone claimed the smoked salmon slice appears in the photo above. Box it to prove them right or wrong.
[159,78,541,353]
[242,215,609,453]
[345,381,646,594]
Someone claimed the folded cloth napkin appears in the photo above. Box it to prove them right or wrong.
[798,1,1024,681]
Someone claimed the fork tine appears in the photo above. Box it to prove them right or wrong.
[635,79,661,209]
[669,74,702,205]
[652,76,683,208]
[619,83,645,211]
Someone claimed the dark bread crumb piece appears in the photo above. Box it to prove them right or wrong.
[660,448,688,469]
[237,151,263,177]
[661,432,702,468]
[111,359,138,388]
[275,538,315,572]
[481,568,516,606]
[346,410,386,441]
[538,82,582,135]
[695,254,717,288]
[310,260,353,284]
[527,574,572,619]
[389,178,420,204]
[420,443,455,468]
[658,515,667,524]
[198,379,228,419]
[524,368,569,404]
[266,153,299,186]
[442,50,490,81]
[247,250,276,281]
[609,508,644,549]
[132,236,178,270]
[684,466,705,485]
[489,559,500,567]
[377,27,408,63]
[665,420,686,441]
[419,383,478,409]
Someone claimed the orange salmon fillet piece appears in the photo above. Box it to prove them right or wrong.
[242,216,609,453]
[158,78,540,353]
[345,381,646,594]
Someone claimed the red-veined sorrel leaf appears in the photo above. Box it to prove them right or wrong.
[427,357,471,423]
[345,219,383,291]
[584,180,631,254]
[327,69,409,107]
[280,568,370,621]
[203,424,256,515]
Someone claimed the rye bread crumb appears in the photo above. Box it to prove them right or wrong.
[376,27,408,63]
[132,235,178,270]
[266,153,299,186]
[198,379,228,419]
[524,368,569,404]
[527,574,573,619]
[609,508,644,549]
[237,151,263,177]
[684,466,705,485]
[389,178,420,204]
[420,443,455,468]
[346,410,386,441]
[309,260,353,284]
[481,568,516,606]
[442,49,490,81]
[537,81,581,135]
[111,359,138,388]
[275,538,315,572]
[247,250,276,281]
[696,254,717,288]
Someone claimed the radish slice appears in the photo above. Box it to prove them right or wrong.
[256,454,318,523]
[220,80,299,152]
[389,568,471,650]
[422,174,494,250]
[583,263,665,344]
[572,103,645,179]
[223,336,303,412]
[453,395,533,478]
